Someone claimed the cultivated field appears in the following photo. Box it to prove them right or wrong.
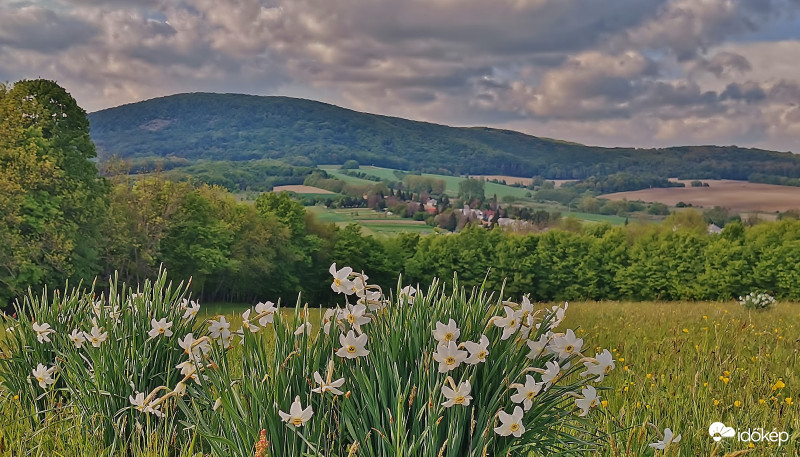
[602,180,800,212]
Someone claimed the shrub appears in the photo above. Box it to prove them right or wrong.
[0,269,202,453]
[176,266,618,456]
[738,292,776,310]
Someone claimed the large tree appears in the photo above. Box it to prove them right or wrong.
[0,80,108,303]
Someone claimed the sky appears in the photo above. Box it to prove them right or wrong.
[2,0,800,151]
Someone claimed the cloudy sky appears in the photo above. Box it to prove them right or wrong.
[3,0,800,150]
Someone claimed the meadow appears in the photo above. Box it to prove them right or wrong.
[2,299,796,456]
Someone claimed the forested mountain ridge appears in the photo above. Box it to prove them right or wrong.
[89,93,800,180]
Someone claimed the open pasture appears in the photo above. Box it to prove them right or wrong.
[602,180,800,212]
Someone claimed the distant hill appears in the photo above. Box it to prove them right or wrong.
[89,93,800,180]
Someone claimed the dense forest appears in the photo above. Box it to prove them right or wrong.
[89,93,800,181]
[4,80,800,307]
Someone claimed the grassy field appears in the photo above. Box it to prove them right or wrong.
[306,206,436,236]
[319,165,533,200]
[2,299,797,456]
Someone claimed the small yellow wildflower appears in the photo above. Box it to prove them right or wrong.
[773,379,786,390]
[786,397,794,406]
[734,400,742,407]
[713,399,720,406]
[682,328,689,334]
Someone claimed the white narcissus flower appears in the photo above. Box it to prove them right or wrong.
[539,302,568,331]
[278,396,313,427]
[351,275,369,296]
[649,428,681,450]
[433,319,460,344]
[31,363,56,389]
[181,300,201,320]
[338,304,370,334]
[69,329,86,348]
[581,349,615,382]
[294,322,312,336]
[442,380,472,407]
[551,329,583,360]
[130,391,164,417]
[432,341,468,373]
[463,335,489,365]
[329,263,355,295]
[208,316,231,339]
[322,307,337,335]
[399,285,416,304]
[311,371,345,395]
[494,406,525,437]
[494,306,521,340]
[179,333,210,360]
[526,333,550,360]
[510,375,543,411]
[517,296,536,338]
[541,360,561,386]
[176,360,201,384]
[86,325,108,348]
[32,322,55,343]
[148,318,174,339]
[255,301,277,326]
[575,386,600,417]
[129,392,147,412]
[241,309,260,333]
[359,289,385,311]
[336,330,369,359]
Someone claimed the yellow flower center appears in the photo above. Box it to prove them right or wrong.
[478,351,487,359]
[445,356,456,365]
[604,365,612,374]
[334,278,342,287]
[526,391,536,399]
[159,328,165,334]
[292,418,303,426]
[91,337,99,344]
[590,399,598,408]
[347,314,355,324]
[36,376,44,383]
[510,423,520,432]
[347,345,356,353]
[454,396,465,404]
[565,345,574,353]
[508,319,516,328]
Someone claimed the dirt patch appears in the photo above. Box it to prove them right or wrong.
[273,185,334,194]
[602,180,800,212]
[139,119,172,132]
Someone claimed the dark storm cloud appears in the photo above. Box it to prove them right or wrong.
[0,6,99,53]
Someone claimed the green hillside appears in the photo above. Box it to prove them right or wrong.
[89,93,800,180]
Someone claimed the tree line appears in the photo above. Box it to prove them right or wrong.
[4,80,800,306]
